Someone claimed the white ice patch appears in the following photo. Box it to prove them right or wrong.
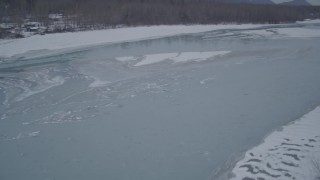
[172,51,230,63]
[134,53,178,66]
[133,51,230,66]
[230,106,320,180]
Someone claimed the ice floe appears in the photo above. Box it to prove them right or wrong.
[118,51,230,66]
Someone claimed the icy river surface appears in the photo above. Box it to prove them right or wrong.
[1,22,320,180]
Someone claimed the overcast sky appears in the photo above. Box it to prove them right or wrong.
[272,0,320,5]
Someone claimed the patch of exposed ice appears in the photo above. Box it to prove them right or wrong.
[116,56,138,62]
[89,78,111,88]
[276,28,320,38]
[230,106,320,180]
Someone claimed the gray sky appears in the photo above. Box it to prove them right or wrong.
[271,0,320,5]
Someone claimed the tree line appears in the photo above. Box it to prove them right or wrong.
[1,0,320,26]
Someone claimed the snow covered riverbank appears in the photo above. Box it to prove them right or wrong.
[1,20,320,59]
[2,21,320,60]
[230,106,320,180]
[0,24,264,58]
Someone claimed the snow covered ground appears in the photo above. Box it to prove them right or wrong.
[230,106,320,180]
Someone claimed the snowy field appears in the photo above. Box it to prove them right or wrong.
[1,20,320,180]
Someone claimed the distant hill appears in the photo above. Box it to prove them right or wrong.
[223,0,275,5]
[279,0,311,6]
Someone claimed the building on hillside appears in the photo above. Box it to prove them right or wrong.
[25,22,41,32]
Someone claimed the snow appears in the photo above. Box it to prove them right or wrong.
[0,24,262,58]
[230,106,320,180]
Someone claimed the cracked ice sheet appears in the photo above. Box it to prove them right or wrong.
[230,106,320,180]
[124,51,230,66]
[0,69,65,103]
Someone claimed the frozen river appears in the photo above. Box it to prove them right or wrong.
[1,22,320,180]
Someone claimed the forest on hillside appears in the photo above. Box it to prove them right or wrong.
[1,0,320,29]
